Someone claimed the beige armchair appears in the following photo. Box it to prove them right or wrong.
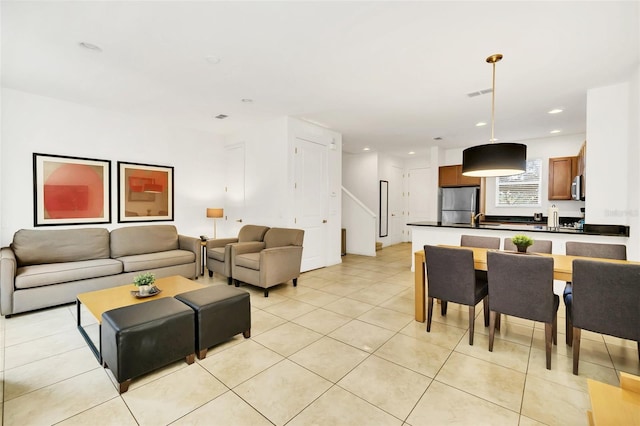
[206,225,269,284]
[231,227,304,297]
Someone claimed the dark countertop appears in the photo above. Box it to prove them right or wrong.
[406,221,629,237]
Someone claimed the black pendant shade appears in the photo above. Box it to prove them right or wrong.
[462,143,527,177]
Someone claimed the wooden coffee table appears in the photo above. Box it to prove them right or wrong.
[76,275,205,363]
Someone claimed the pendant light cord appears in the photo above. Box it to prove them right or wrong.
[491,60,496,144]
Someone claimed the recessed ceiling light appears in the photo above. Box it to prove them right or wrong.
[241,99,253,103]
[363,147,370,151]
[78,42,102,52]
[408,151,415,155]
[214,114,228,119]
[550,129,561,134]
[548,108,563,114]
[205,56,221,64]
[475,122,487,127]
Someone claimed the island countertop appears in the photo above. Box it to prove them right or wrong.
[407,221,629,237]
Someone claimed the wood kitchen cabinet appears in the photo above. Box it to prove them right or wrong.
[548,156,577,200]
[439,165,481,187]
[577,141,586,199]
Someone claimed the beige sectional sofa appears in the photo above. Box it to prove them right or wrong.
[0,225,200,316]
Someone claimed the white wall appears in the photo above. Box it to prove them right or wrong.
[483,134,586,219]
[342,152,378,213]
[0,89,224,245]
[586,82,630,224]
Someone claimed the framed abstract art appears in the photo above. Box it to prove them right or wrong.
[33,153,111,226]
[117,161,174,222]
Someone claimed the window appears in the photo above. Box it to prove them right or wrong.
[496,158,542,206]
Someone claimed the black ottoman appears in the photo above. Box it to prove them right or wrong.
[101,298,195,393]
[175,286,251,359]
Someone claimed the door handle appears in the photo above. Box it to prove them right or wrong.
[322,219,327,223]
[236,219,243,223]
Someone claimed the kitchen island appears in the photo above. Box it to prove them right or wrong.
[408,221,631,271]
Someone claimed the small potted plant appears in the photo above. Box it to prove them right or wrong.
[511,234,534,253]
[133,272,156,296]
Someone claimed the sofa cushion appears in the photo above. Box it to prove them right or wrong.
[117,249,195,273]
[235,253,261,271]
[15,259,123,289]
[110,225,179,258]
[208,247,225,262]
[12,228,110,267]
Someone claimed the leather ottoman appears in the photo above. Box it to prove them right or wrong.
[101,297,195,393]
[175,285,251,359]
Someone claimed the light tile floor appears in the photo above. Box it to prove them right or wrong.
[1,243,638,425]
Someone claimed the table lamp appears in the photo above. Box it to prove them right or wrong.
[206,208,224,239]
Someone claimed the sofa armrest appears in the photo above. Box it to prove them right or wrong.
[260,246,304,286]
[206,238,238,249]
[231,241,266,256]
[179,235,201,278]
[1,247,17,316]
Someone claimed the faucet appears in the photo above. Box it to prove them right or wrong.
[471,213,483,227]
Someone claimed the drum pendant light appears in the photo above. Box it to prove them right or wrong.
[462,54,526,177]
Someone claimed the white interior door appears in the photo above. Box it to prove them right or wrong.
[294,137,327,271]
[388,165,404,244]
[224,143,245,237]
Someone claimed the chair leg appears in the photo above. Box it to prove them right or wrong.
[566,310,573,346]
[482,296,489,327]
[264,288,269,297]
[552,314,558,345]
[441,300,448,316]
[293,278,298,287]
[227,277,232,285]
[208,270,213,278]
[637,341,640,362]
[234,279,240,287]
[468,306,475,345]
[495,313,501,331]
[572,327,581,375]
[544,323,552,370]
[426,297,434,332]
[489,311,497,352]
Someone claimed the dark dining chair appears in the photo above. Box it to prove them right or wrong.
[564,242,627,346]
[423,245,489,345]
[487,251,559,369]
[460,235,500,250]
[571,259,640,375]
[504,238,552,254]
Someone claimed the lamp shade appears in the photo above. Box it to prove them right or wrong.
[462,143,527,177]
[206,208,224,218]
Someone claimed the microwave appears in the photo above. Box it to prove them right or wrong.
[571,175,583,201]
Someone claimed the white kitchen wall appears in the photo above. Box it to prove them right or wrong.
[0,89,224,245]
[483,133,586,219]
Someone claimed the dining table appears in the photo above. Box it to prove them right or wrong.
[413,246,637,322]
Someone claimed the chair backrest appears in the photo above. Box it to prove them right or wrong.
[423,245,477,305]
[461,235,500,249]
[572,259,640,341]
[504,238,552,254]
[565,241,626,260]
[264,228,304,249]
[487,251,555,323]
[238,225,270,243]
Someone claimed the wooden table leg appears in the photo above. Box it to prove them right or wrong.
[414,251,425,322]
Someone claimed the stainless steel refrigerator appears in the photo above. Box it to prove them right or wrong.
[438,187,480,225]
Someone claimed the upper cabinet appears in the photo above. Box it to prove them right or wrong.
[548,156,577,200]
[438,165,481,187]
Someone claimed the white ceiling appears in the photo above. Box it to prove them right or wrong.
[2,1,639,157]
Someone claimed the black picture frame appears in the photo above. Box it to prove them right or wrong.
[379,180,389,237]
[117,161,174,223]
[33,152,111,226]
